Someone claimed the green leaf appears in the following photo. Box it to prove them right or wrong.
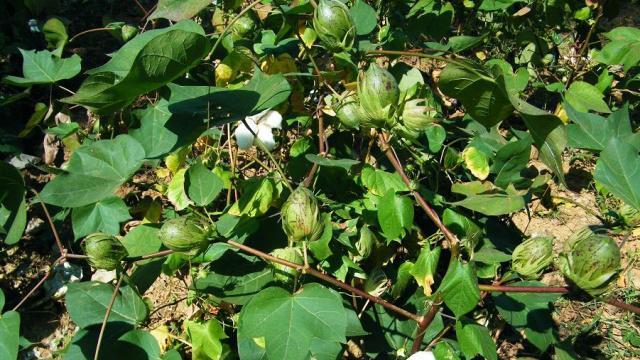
[63,21,210,114]
[566,103,638,151]
[456,318,497,360]
[65,282,148,328]
[185,319,226,360]
[305,154,359,170]
[442,208,482,250]
[479,0,524,11]
[594,27,640,71]
[378,190,414,240]
[43,17,68,56]
[166,168,193,211]
[120,224,163,258]
[448,34,487,52]
[243,70,293,112]
[194,250,275,305]
[493,281,560,351]
[462,146,490,180]
[166,70,291,120]
[2,49,81,86]
[130,99,203,158]
[499,74,567,186]
[565,81,611,113]
[19,102,50,137]
[436,259,480,318]
[228,177,274,217]
[0,162,27,245]
[451,181,525,216]
[492,137,532,189]
[149,0,211,21]
[425,123,446,153]
[186,163,224,206]
[0,289,4,311]
[594,138,640,210]
[349,0,377,35]
[391,262,414,298]
[361,166,409,196]
[46,122,80,139]
[114,330,162,360]
[71,196,132,239]
[237,283,347,360]
[0,311,20,360]
[439,61,513,127]
[40,135,145,207]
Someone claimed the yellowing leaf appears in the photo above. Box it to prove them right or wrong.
[462,146,490,180]
[166,169,192,211]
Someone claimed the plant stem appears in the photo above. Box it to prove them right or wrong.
[478,284,640,315]
[94,271,125,360]
[411,296,442,354]
[240,118,294,191]
[69,27,116,43]
[565,1,605,88]
[303,98,326,188]
[227,240,422,322]
[478,284,569,293]
[377,133,460,257]
[12,256,64,311]
[209,0,263,56]
[127,249,175,262]
[32,189,66,255]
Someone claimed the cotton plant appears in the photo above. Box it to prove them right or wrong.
[234,109,283,151]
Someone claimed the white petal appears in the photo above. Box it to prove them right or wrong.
[407,351,436,360]
[235,120,257,149]
[245,109,270,124]
[259,110,283,129]
[256,124,276,151]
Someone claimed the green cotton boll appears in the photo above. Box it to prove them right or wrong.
[357,63,400,128]
[354,225,377,260]
[121,25,139,42]
[511,236,553,279]
[270,247,303,283]
[401,99,437,132]
[159,216,212,256]
[334,92,368,129]
[558,230,621,297]
[313,0,356,52]
[280,186,323,243]
[82,233,128,270]
[229,14,255,39]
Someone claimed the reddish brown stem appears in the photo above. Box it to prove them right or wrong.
[479,284,640,315]
[94,271,125,360]
[227,240,422,322]
[478,284,570,294]
[411,298,442,354]
[127,249,175,262]
[377,133,460,257]
[303,99,326,188]
[32,190,65,255]
[12,256,64,311]
[605,298,640,316]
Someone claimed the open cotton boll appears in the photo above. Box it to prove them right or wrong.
[256,124,277,150]
[235,119,258,150]
[407,351,436,360]
[255,109,283,129]
[234,109,283,151]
